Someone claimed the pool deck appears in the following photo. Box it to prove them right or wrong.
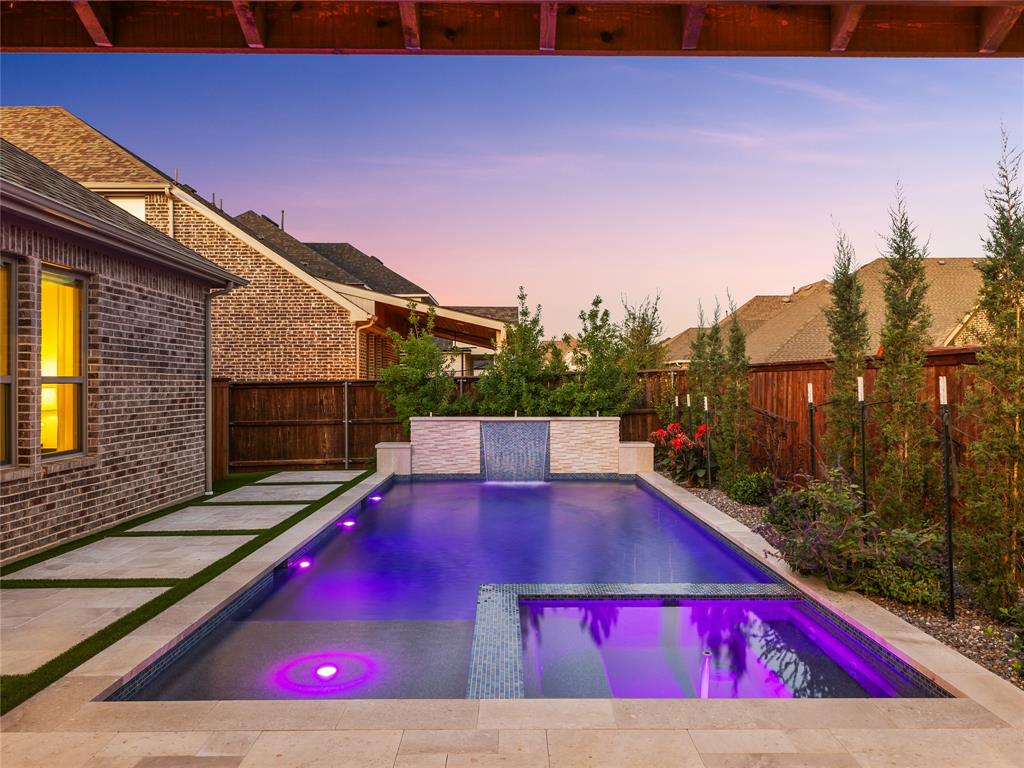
[2,471,1022,767]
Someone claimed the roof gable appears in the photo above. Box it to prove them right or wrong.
[306,242,431,299]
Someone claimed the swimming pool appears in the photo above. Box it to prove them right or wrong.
[123,479,941,700]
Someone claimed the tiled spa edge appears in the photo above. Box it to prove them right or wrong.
[637,471,1024,724]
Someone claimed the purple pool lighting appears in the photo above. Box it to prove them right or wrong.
[340,520,356,527]
[520,599,926,698]
[295,559,312,570]
[314,664,339,681]
[368,495,383,503]
[272,651,378,696]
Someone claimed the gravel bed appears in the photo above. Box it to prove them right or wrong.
[685,483,1024,691]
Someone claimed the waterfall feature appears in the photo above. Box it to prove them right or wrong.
[480,421,549,481]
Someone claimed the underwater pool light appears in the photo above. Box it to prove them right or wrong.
[296,559,312,570]
[341,520,356,527]
[368,495,383,503]
[314,663,339,681]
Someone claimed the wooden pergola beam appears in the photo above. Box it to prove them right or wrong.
[681,3,707,51]
[830,4,866,52]
[979,5,1024,53]
[70,1,112,48]
[399,2,421,51]
[539,2,557,52]
[231,0,264,49]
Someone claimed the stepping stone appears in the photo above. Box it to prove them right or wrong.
[257,470,363,483]
[4,536,253,581]
[131,504,307,532]
[211,484,339,503]
[0,587,167,675]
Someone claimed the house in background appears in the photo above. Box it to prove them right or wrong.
[663,258,983,366]
[1,106,514,381]
[0,139,243,561]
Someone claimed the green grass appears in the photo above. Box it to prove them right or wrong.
[1,578,181,589]
[0,472,272,577]
[0,469,372,714]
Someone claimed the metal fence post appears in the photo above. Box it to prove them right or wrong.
[807,383,816,481]
[343,380,350,470]
[939,376,955,621]
[858,376,868,514]
[704,397,712,490]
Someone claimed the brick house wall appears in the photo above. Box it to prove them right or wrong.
[145,195,358,381]
[0,219,209,561]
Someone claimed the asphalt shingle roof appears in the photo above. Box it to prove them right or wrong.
[1,139,239,286]
[445,306,520,324]
[233,212,365,286]
[306,242,431,299]
[1,106,167,185]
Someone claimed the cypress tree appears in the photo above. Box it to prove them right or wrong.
[960,133,1024,610]
[872,190,934,526]
[687,304,710,416]
[719,294,751,483]
[823,229,869,475]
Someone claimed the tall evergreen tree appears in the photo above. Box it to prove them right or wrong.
[622,294,666,372]
[687,303,710,413]
[704,301,726,411]
[960,133,1024,610]
[719,294,751,483]
[872,190,935,526]
[823,229,870,475]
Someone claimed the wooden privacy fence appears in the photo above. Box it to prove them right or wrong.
[211,347,981,481]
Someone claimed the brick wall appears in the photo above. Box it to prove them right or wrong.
[145,195,359,381]
[0,219,209,562]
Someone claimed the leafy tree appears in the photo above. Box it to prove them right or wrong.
[823,228,870,474]
[622,294,666,371]
[551,296,638,416]
[872,190,935,526]
[960,133,1024,611]
[475,287,560,416]
[378,306,456,430]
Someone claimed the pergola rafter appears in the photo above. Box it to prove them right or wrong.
[2,1,1021,57]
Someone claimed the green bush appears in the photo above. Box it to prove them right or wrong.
[725,470,774,506]
[762,471,944,606]
[998,602,1024,679]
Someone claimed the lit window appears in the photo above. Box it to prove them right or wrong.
[40,270,84,455]
[1,261,12,464]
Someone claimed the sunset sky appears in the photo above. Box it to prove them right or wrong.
[2,54,1021,336]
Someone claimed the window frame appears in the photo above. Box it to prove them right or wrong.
[0,257,14,465]
[39,266,88,460]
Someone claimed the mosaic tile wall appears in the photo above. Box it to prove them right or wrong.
[481,421,549,481]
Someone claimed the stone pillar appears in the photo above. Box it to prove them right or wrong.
[376,442,411,476]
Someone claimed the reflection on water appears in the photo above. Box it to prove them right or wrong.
[520,599,927,699]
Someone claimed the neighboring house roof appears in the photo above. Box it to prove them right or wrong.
[0,139,242,288]
[233,212,365,286]
[306,242,433,300]
[766,258,981,363]
[663,292,794,364]
[0,106,167,186]
[445,306,520,324]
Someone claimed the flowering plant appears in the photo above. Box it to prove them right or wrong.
[650,422,716,487]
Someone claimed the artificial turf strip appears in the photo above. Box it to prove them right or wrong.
[0,469,372,715]
[111,530,268,537]
[0,578,181,589]
[0,472,273,577]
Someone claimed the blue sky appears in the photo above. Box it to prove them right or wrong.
[2,54,1021,335]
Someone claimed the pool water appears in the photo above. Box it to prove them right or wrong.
[520,599,926,698]
[133,481,774,700]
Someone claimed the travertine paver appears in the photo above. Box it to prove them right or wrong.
[4,536,253,580]
[4,472,1024,768]
[210,484,339,503]
[130,505,306,532]
[0,587,167,675]
[257,471,362,483]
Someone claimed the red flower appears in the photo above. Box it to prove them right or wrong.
[695,424,707,439]
[668,422,681,433]
[671,435,684,451]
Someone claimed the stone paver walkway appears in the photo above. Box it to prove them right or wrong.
[4,536,253,580]
[257,471,363,483]
[130,505,306,532]
[210,484,339,503]
[0,587,167,675]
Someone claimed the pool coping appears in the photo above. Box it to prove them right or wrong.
[2,471,1023,740]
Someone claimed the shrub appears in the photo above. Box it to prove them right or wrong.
[998,602,1024,679]
[725,470,774,506]
[377,306,456,430]
[650,422,716,487]
[762,471,944,606]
